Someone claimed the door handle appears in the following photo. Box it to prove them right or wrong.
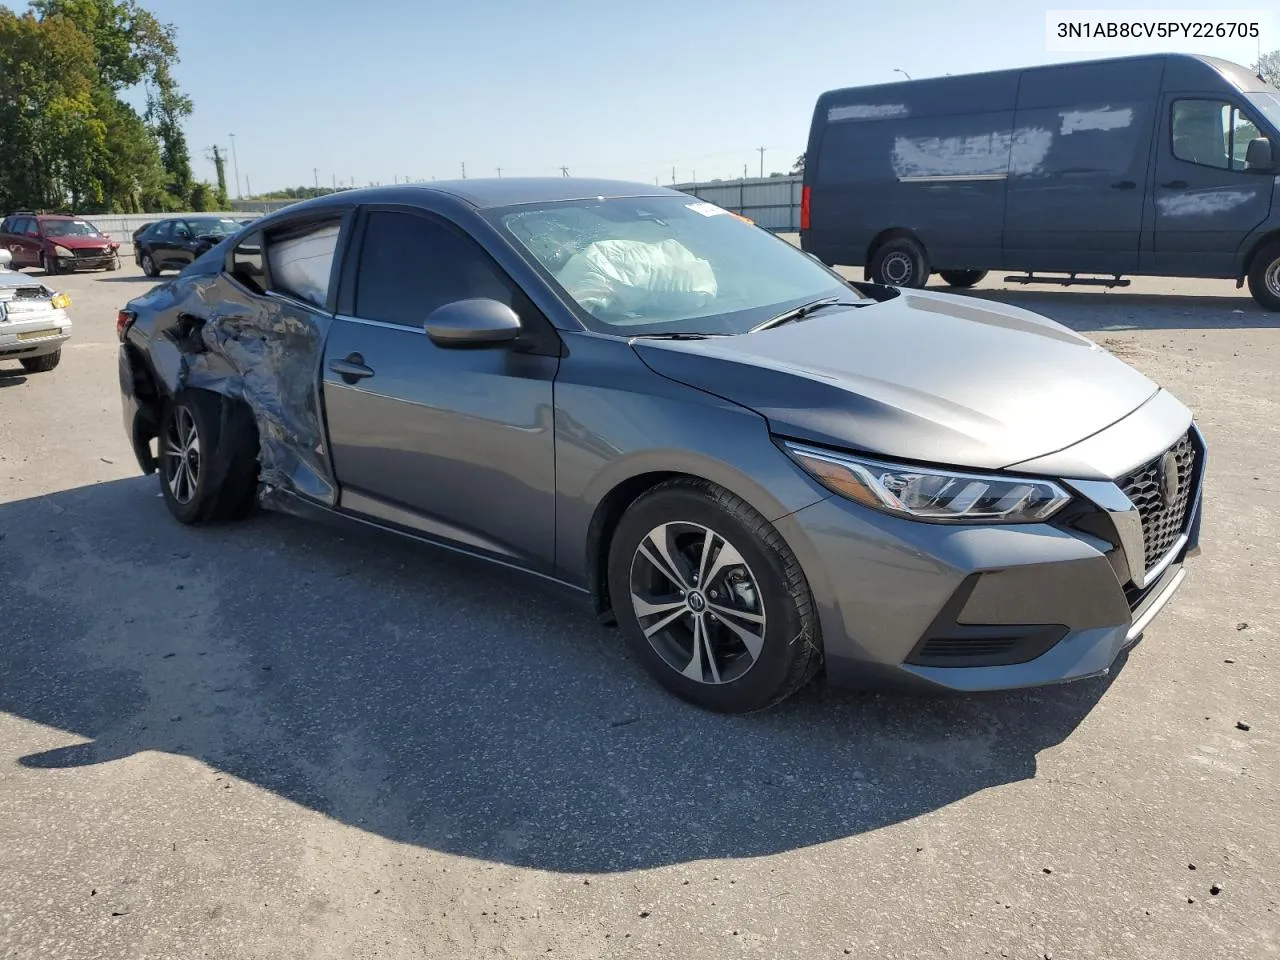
[1161,180,1188,189]
[1111,180,1137,190]
[329,353,374,384]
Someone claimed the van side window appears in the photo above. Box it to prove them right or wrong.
[1172,100,1261,172]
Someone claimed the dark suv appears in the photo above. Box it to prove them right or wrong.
[0,213,121,274]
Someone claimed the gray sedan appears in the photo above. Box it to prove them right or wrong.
[116,179,1204,712]
[0,247,72,373]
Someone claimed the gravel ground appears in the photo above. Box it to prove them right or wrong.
[1,261,1277,959]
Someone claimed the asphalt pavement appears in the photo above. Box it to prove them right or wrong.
[1,262,1277,959]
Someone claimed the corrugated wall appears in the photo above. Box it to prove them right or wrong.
[670,176,802,232]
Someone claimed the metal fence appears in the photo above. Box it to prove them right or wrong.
[670,175,802,232]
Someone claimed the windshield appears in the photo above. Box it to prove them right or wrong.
[1245,91,1280,133]
[492,196,858,335]
[187,218,241,237]
[42,219,102,238]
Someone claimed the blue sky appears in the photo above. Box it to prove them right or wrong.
[131,0,1273,195]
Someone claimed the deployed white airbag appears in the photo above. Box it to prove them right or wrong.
[557,238,717,316]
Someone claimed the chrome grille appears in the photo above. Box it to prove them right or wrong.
[1118,431,1198,572]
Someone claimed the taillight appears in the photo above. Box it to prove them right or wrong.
[800,185,811,231]
[116,309,135,341]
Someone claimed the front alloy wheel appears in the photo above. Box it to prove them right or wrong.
[607,479,822,712]
[629,521,767,685]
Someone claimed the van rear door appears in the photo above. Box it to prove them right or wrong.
[1002,58,1162,274]
[1152,95,1273,276]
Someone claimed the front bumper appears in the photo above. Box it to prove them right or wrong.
[0,308,71,359]
[775,425,1205,694]
[56,251,118,271]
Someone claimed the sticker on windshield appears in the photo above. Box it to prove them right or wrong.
[685,201,730,217]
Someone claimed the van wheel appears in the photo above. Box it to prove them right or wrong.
[938,269,987,288]
[869,238,929,288]
[158,390,260,525]
[1247,242,1280,311]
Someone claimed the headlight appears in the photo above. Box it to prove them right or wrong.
[54,245,73,257]
[783,442,1071,523]
[50,292,71,309]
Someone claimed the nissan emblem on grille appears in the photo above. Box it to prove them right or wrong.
[1118,431,1198,572]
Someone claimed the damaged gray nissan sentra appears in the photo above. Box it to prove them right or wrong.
[117,179,1205,713]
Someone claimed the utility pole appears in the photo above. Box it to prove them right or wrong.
[671,165,676,184]
[394,175,399,184]
[245,175,251,197]
[229,133,242,199]
[314,167,319,189]
[332,173,337,190]
[559,166,570,177]
[757,146,765,179]
[743,164,748,179]
[461,162,467,179]
[206,145,228,205]
[496,167,502,178]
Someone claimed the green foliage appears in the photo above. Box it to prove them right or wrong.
[188,181,213,211]
[0,0,192,213]
[790,153,805,175]
[1254,50,1280,84]
[255,185,353,200]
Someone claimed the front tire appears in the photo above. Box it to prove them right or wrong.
[158,390,260,525]
[938,269,987,288]
[607,479,822,713]
[40,252,58,276]
[867,237,929,288]
[1247,242,1280,311]
[20,350,60,373]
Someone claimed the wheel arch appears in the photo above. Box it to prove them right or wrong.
[1242,229,1280,279]
[581,448,826,624]
[866,227,926,268]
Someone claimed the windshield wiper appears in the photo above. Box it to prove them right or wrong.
[630,332,720,340]
[749,296,866,333]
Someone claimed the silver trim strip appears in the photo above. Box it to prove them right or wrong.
[1127,567,1187,642]
[1143,534,1187,587]
[1066,477,1147,586]
[896,173,1008,183]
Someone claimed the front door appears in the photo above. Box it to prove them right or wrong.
[1153,95,1274,276]
[321,207,561,573]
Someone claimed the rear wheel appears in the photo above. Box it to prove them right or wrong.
[607,479,822,713]
[938,269,987,288]
[20,350,60,373]
[1247,242,1280,311]
[868,237,929,288]
[141,252,160,278]
[158,390,260,525]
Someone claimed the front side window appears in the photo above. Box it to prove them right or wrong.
[353,210,517,327]
[186,217,241,239]
[41,219,103,238]
[24,220,39,237]
[1172,99,1262,171]
[491,196,856,336]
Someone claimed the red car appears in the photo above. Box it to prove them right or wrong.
[0,212,120,274]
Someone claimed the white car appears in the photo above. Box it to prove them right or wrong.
[0,247,72,373]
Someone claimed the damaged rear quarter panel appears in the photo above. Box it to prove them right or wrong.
[130,271,336,510]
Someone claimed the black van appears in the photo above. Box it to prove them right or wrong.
[800,54,1280,309]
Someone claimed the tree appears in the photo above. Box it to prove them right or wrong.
[1254,49,1280,84]
[188,181,213,211]
[5,0,193,212]
[790,153,805,175]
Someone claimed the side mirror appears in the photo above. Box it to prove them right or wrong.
[424,298,522,347]
[1245,137,1274,172]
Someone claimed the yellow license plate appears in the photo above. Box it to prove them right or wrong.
[16,328,58,341]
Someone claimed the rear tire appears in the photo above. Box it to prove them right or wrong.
[938,269,987,288]
[607,478,822,713]
[20,350,60,373]
[141,252,160,278]
[868,237,929,288]
[158,390,260,525]
[1247,242,1280,311]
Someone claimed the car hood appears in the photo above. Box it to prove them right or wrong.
[630,288,1159,472]
[47,234,113,248]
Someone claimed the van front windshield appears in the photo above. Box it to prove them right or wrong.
[493,196,857,337]
[1245,91,1280,134]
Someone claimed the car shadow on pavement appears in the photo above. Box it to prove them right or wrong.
[946,287,1280,332]
[1,477,1122,874]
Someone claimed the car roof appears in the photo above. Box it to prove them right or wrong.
[275,177,682,216]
